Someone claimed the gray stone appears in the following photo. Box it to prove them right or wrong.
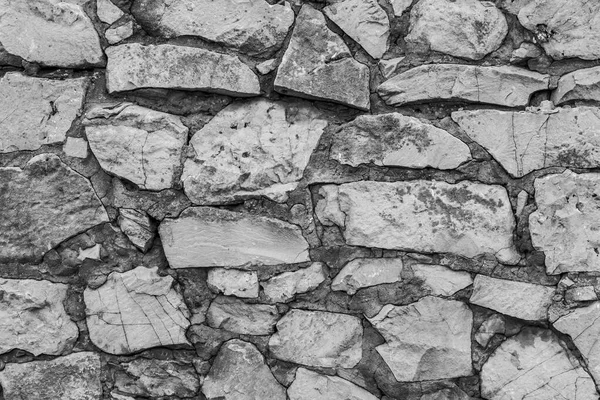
[118,209,154,252]
[411,264,473,296]
[97,0,123,24]
[474,314,505,347]
[262,262,327,302]
[510,42,542,63]
[566,286,598,302]
[378,56,406,79]
[206,296,279,335]
[256,59,278,75]
[391,0,412,16]
[207,269,259,298]
[288,368,378,400]
[552,66,600,104]
[63,137,89,159]
[105,21,134,44]
[331,258,404,295]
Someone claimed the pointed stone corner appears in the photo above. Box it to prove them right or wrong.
[84,266,191,355]
[262,262,327,302]
[274,5,370,111]
[411,264,473,296]
[331,258,403,295]
[552,66,600,104]
[159,207,310,268]
[288,368,378,400]
[118,209,155,252]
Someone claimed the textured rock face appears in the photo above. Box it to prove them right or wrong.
[330,113,470,169]
[411,264,473,296]
[0,154,108,262]
[316,181,519,264]
[182,99,326,204]
[262,262,326,302]
[368,297,472,381]
[391,0,412,16]
[206,296,279,335]
[118,209,155,252]
[105,21,134,44]
[159,207,310,268]
[288,368,378,400]
[331,258,404,295]
[84,266,191,354]
[0,352,102,400]
[106,43,260,96]
[552,66,600,104]
[207,269,259,298]
[529,170,600,274]
[269,309,363,368]
[97,0,123,24]
[378,64,549,107]
[405,0,508,60]
[274,5,370,110]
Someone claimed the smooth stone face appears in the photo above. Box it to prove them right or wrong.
[106,43,260,96]
[378,64,549,107]
[118,209,155,252]
[331,258,404,295]
[97,0,124,24]
[411,264,473,296]
[330,113,471,169]
[206,296,279,335]
[0,154,109,262]
[391,0,413,16]
[470,275,554,321]
[288,368,378,400]
[367,297,473,381]
[63,137,89,159]
[529,170,600,274]
[274,5,370,111]
[378,56,406,79]
[552,66,600,104]
[114,359,199,398]
[0,73,88,152]
[84,266,191,354]
[262,262,326,302]
[405,0,507,60]
[182,99,326,204]
[0,352,102,400]
[0,0,103,67]
[481,328,597,399]
[84,103,187,191]
[207,269,259,298]
[269,309,363,368]
[315,181,519,264]
[159,207,310,268]
[202,339,286,400]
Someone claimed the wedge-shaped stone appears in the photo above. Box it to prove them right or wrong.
[269,309,362,368]
[207,269,259,298]
[411,264,473,296]
[367,296,472,381]
[315,181,519,264]
[481,328,597,399]
[331,258,404,295]
[552,66,600,104]
[289,368,378,400]
[330,113,470,169]
[159,207,310,268]
[274,5,370,111]
[106,44,260,96]
[118,209,154,252]
[182,99,326,204]
[262,262,326,302]
[84,266,191,354]
[97,0,124,24]
[84,103,187,191]
[378,64,549,107]
[391,0,412,16]
[206,296,279,335]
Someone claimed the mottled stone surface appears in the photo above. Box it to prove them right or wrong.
[552,66,600,104]
[105,21,134,44]
[475,314,505,347]
[206,296,279,335]
[97,0,123,24]
[118,209,154,252]
[207,269,259,298]
[391,0,412,16]
[288,368,378,400]
[262,262,326,302]
[566,286,598,302]
[331,258,403,295]
[63,137,89,159]
[411,264,473,296]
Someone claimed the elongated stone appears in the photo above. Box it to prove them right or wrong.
[207,269,259,298]
[331,258,404,295]
[289,368,378,400]
[118,209,154,252]
[206,296,279,335]
[262,262,326,302]
[552,66,600,104]
[411,264,473,296]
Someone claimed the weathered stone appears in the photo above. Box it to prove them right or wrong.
[529,170,600,274]
[367,296,472,381]
[378,64,549,107]
[262,262,326,302]
[63,137,89,159]
[331,258,403,295]
[182,99,326,204]
[316,181,519,264]
[84,103,187,191]
[207,269,259,298]
[269,309,362,368]
[474,314,505,347]
[0,73,88,152]
[274,5,370,111]
[452,107,600,177]
[0,154,109,262]
[378,56,405,79]
[159,207,310,268]
[0,352,102,400]
[256,59,278,75]
[405,0,508,60]
[206,296,279,335]
[552,66,600,104]
[202,339,286,400]
[118,209,154,252]
[97,0,123,24]
[391,0,412,16]
[411,264,473,296]
[0,0,103,67]
[481,328,597,399]
[84,266,191,354]
[78,244,102,261]
[288,368,378,400]
[330,113,470,169]
[105,21,134,44]
[106,43,260,96]
[566,286,598,302]
[510,42,542,63]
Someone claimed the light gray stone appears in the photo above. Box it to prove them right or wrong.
[474,314,505,347]
[411,264,473,296]
[262,262,326,302]
[97,0,123,24]
[78,244,102,261]
[256,59,278,74]
[331,258,404,295]
[552,66,600,104]
[288,368,378,400]
[206,296,279,335]
[566,286,598,302]
[118,209,154,252]
[63,137,89,159]
[207,269,259,299]
[510,42,542,63]
[391,0,412,16]
[378,56,406,79]
[105,21,134,44]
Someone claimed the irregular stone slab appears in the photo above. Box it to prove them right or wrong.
[0,154,108,262]
[105,21,134,44]
[182,99,326,204]
[518,0,600,60]
[118,209,155,252]
[411,264,473,296]
[63,137,89,159]
[206,296,279,335]
[288,368,378,400]
[378,56,405,79]
[0,352,102,400]
[0,279,78,356]
[475,314,505,347]
[106,43,260,96]
[452,107,600,177]
[316,181,519,264]
[97,0,124,24]
[529,170,600,274]
[481,328,597,399]
[269,309,362,368]
[207,269,259,298]
[331,258,404,295]
[470,275,554,321]
[159,207,310,268]
[378,64,549,107]
[330,113,470,169]
[323,0,389,59]
[552,66,600,104]
[391,0,412,16]
[78,244,102,261]
[262,262,326,302]
[274,5,370,111]
[566,286,598,302]
[256,59,278,75]
[405,0,507,60]
[132,0,294,55]
[0,73,88,152]
[84,266,191,354]
[202,340,286,400]
[0,0,103,67]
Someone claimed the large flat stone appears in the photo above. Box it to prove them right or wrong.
[288,368,378,400]
[159,207,310,268]
[331,258,404,295]
[206,296,279,335]
[262,262,327,302]
[552,66,600,104]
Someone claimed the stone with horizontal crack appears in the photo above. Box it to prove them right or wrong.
[262,262,326,302]
[331,258,403,295]
[288,368,378,400]
[206,296,279,335]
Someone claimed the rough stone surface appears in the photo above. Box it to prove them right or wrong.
[391,0,412,16]
[63,137,89,159]
[331,258,404,295]
[262,262,326,302]
[411,264,473,296]
[105,21,134,44]
[207,269,259,298]
[566,286,598,302]
[118,209,155,252]
[97,0,124,24]
[552,66,600,104]
[475,314,505,347]
[288,368,378,400]
[206,296,279,335]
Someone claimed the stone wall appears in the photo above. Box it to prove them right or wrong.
[1,0,600,399]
